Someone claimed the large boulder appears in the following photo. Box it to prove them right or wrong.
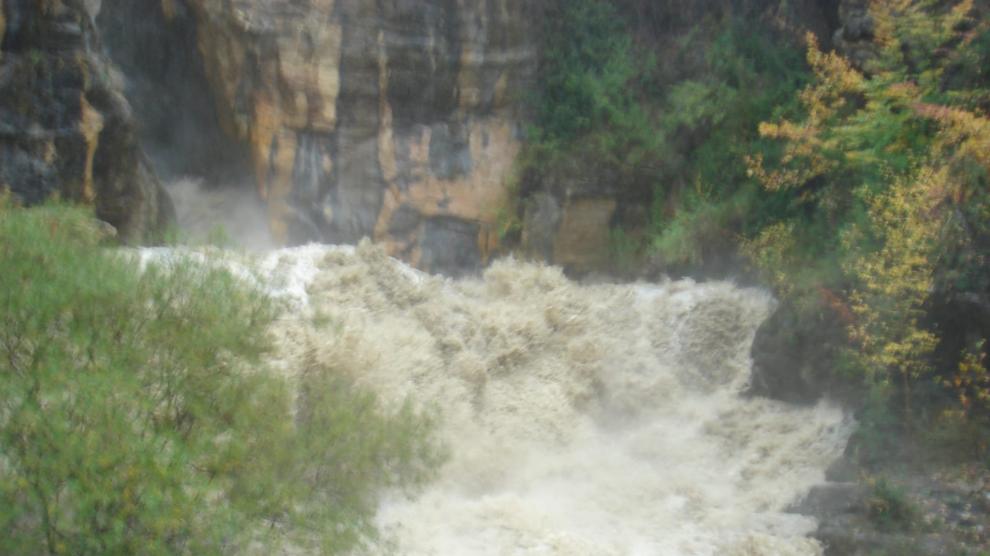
[749,299,858,406]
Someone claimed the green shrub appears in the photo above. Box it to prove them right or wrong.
[521,3,810,269]
[648,21,809,268]
[526,0,664,189]
[0,200,441,554]
[866,477,919,532]
[744,1,990,431]
[535,0,645,146]
[849,382,903,466]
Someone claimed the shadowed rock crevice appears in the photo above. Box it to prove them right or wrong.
[95,0,252,183]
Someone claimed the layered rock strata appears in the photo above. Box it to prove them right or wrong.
[151,0,539,274]
[0,0,172,241]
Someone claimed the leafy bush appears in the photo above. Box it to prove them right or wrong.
[521,2,811,271]
[533,0,652,151]
[524,0,664,194]
[0,200,441,554]
[745,0,990,425]
[866,477,919,532]
[647,21,810,269]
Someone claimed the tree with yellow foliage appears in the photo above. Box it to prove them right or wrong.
[746,0,990,426]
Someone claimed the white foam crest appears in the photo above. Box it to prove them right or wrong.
[255,243,851,556]
[139,242,850,555]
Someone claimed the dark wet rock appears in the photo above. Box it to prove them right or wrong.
[96,0,251,183]
[0,0,172,241]
[749,302,854,406]
[797,463,990,556]
[418,216,482,278]
[793,483,867,519]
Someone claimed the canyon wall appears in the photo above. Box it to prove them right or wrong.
[0,0,172,241]
[0,0,870,268]
[99,0,537,274]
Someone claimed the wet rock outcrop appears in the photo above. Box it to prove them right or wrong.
[0,0,172,241]
[122,0,538,275]
[96,0,249,183]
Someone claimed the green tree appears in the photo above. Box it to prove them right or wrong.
[746,0,990,425]
[0,199,441,554]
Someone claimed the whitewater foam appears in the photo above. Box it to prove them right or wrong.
[244,241,851,556]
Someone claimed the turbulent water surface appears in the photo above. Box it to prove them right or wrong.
[144,234,850,555]
[251,241,851,556]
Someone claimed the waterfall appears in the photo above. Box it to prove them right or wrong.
[196,241,851,555]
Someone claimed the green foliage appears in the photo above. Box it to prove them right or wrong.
[844,168,943,414]
[27,49,45,68]
[534,0,655,154]
[287,354,444,554]
[663,21,808,177]
[866,477,919,532]
[945,341,990,418]
[494,175,524,244]
[523,1,810,270]
[929,341,990,460]
[744,0,990,428]
[525,0,664,187]
[648,22,810,268]
[849,382,903,465]
[0,201,441,554]
[608,227,640,274]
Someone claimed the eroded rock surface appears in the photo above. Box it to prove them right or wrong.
[0,0,172,241]
[132,0,538,274]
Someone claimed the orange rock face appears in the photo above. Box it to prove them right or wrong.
[182,0,537,274]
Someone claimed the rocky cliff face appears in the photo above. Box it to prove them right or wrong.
[0,0,172,241]
[100,0,536,274]
[96,0,250,184]
[0,0,867,270]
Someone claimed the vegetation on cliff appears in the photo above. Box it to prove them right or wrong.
[524,0,990,461]
[0,199,441,554]
[746,0,990,450]
[523,0,812,270]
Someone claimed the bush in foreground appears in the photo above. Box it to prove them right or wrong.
[0,200,441,554]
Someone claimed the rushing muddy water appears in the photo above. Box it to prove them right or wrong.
[142,177,851,554]
[185,240,847,556]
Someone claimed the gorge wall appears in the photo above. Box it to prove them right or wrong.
[0,0,172,241]
[96,0,538,274]
[2,0,867,272]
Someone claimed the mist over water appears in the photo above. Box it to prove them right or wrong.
[165,179,276,251]
[250,243,852,556]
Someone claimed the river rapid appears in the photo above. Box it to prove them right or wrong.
[145,181,850,554]
[143,238,845,556]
